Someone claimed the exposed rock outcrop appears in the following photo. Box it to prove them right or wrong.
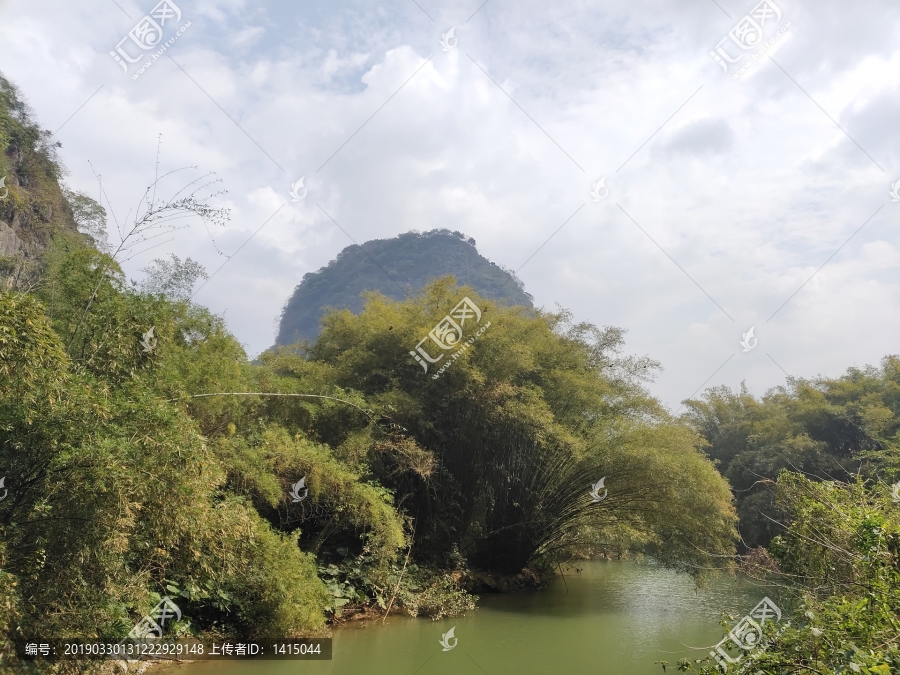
[0,73,82,280]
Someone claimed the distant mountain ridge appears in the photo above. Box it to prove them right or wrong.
[276,229,533,346]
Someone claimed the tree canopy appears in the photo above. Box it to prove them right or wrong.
[276,277,738,574]
[682,359,900,549]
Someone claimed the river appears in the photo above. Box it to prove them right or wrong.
[171,560,765,675]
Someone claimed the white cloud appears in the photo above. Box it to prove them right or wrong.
[0,0,897,408]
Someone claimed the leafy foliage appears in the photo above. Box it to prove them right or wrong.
[659,472,900,675]
[0,225,743,673]
[316,549,475,621]
[62,186,109,253]
[682,360,900,548]
[213,425,407,566]
[292,277,738,574]
[138,254,209,301]
[0,234,408,671]
[0,287,333,648]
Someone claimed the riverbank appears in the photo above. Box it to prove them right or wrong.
[166,560,759,675]
[329,564,548,627]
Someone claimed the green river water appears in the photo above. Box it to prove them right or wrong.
[172,560,765,675]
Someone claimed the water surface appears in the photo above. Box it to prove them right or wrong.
[172,560,762,675]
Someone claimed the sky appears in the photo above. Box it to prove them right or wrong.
[0,0,897,410]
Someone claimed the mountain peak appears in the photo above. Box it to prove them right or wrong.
[276,229,533,345]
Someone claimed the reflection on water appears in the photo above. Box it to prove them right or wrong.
[172,560,763,675]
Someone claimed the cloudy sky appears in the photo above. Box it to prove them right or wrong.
[1,0,897,409]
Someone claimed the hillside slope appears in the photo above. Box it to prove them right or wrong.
[0,73,82,281]
[276,229,534,345]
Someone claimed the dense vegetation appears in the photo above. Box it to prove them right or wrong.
[683,362,900,549]
[662,472,900,675]
[298,280,737,574]
[275,229,534,345]
[664,362,900,674]
[0,222,739,671]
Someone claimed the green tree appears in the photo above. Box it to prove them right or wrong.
[683,358,900,548]
[282,277,738,574]
[0,285,333,659]
[661,472,900,675]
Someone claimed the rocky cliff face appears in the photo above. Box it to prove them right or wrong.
[0,219,30,258]
[0,73,81,280]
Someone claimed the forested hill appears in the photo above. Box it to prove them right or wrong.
[275,229,534,345]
